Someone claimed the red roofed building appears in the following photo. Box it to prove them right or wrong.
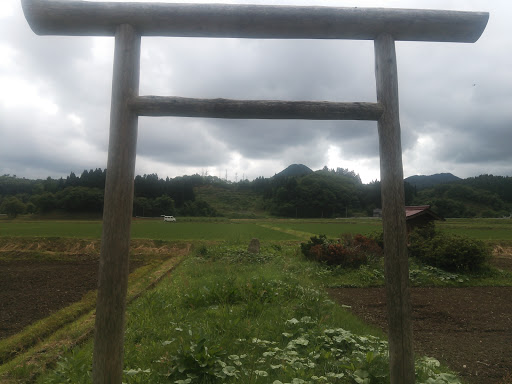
[405,205,444,234]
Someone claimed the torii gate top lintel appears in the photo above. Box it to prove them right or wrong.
[22,0,488,42]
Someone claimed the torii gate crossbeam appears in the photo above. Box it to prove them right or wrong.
[21,1,488,383]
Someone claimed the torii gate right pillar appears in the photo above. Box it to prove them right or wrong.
[375,33,415,383]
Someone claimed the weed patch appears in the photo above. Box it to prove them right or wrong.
[195,244,276,264]
[36,244,463,384]
[301,234,382,268]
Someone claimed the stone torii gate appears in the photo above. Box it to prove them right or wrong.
[21,1,488,383]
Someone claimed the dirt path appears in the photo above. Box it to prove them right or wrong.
[328,286,512,384]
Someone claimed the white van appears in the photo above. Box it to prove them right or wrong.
[163,215,176,222]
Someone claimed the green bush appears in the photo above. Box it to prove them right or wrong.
[368,231,384,249]
[300,234,328,259]
[408,224,491,273]
[300,234,382,268]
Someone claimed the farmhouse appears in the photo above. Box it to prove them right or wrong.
[373,205,443,232]
[405,205,444,234]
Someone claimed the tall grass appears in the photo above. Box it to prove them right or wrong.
[36,244,462,384]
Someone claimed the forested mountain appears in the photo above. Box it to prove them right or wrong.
[462,174,512,204]
[265,168,362,217]
[1,168,511,219]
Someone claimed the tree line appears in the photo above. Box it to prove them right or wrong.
[0,169,220,218]
[1,168,511,219]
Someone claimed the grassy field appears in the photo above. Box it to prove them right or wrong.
[0,219,299,242]
[2,217,511,243]
[437,218,512,244]
[1,217,511,383]
[0,218,379,242]
[0,220,103,238]
[131,220,300,242]
[259,218,383,239]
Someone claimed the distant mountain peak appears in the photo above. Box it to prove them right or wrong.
[274,164,313,178]
[405,173,461,189]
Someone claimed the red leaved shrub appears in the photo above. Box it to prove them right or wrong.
[301,234,382,268]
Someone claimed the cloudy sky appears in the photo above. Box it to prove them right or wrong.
[1,0,510,183]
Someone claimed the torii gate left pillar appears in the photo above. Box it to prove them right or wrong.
[93,24,140,381]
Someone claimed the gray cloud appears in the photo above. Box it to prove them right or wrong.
[137,117,231,166]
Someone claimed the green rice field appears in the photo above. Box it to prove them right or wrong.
[437,218,512,243]
[0,217,511,243]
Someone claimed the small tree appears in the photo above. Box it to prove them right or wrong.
[154,194,176,216]
[0,196,26,218]
[31,192,57,213]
